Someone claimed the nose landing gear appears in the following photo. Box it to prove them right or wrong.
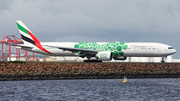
[161,57,165,63]
[161,56,167,63]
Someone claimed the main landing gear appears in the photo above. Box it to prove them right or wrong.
[161,58,165,63]
[84,60,102,62]
[83,57,102,62]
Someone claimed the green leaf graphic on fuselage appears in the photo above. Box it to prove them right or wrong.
[74,44,79,48]
[120,42,125,45]
[116,46,122,51]
[123,45,128,50]
[113,51,118,56]
[74,42,128,56]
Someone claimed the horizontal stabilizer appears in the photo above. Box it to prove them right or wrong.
[9,44,33,49]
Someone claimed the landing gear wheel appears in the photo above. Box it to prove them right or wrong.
[161,58,165,63]
[84,60,102,62]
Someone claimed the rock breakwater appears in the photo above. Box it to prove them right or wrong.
[0,62,180,80]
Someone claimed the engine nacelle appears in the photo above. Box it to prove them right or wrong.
[113,56,127,60]
[95,51,113,61]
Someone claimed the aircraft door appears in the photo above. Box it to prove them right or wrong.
[134,46,138,52]
[157,46,161,52]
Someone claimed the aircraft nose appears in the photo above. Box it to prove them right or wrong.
[173,49,176,54]
[171,49,176,54]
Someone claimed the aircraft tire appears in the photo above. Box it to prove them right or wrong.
[84,60,102,63]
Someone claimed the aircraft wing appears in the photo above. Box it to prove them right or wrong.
[48,46,99,53]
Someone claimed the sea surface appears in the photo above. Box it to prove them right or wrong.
[0,78,180,101]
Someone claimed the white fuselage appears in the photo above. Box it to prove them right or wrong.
[122,42,176,57]
[22,42,176,57]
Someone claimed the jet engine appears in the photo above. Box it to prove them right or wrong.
[113,56,127,60]
[95,51,113,61]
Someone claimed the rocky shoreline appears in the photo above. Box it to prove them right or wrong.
[0,62,180,81]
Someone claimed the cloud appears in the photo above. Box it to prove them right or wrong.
[0,0,180,58]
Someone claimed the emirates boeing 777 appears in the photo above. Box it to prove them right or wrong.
[14,21,176,62]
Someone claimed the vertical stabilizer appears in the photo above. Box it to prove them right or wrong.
[16,20,52,54]
[16,21,40,45]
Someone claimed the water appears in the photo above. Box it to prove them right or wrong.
[0,78,180,101]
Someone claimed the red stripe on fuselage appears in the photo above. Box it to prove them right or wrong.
[27,30,52,54]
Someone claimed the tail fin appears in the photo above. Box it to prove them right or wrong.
[16,21,41,46]
[16,21,52,54]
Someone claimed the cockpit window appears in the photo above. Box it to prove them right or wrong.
[168,47,173,49]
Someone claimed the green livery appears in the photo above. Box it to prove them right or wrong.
[74,42,128,56]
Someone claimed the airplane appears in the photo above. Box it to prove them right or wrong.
[14,20,176,62]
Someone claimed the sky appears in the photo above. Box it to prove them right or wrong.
[0,0,180,58]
